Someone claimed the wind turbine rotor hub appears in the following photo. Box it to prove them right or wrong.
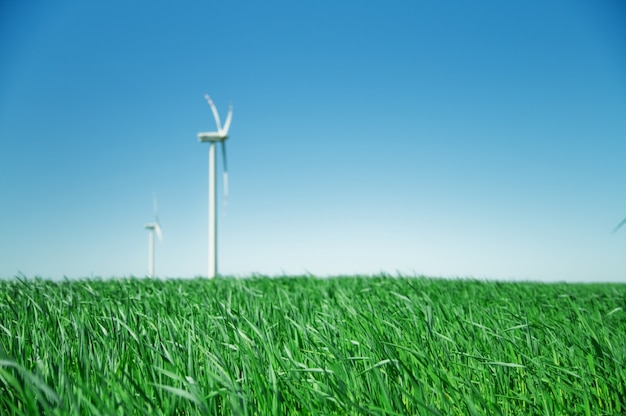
[198,133,228,143]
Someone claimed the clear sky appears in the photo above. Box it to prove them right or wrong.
[1,0,625,282]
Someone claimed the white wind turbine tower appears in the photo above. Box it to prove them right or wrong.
[145,196,162,278]
[198,94,232,279]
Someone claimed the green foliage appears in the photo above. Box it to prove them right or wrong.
[1,275,625,415]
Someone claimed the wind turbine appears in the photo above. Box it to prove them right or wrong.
[145,196,162,278]
[198,94,232,279]
[613,217,626,234]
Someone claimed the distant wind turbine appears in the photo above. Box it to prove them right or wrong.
[145,195,162,278]
[613,217,626,234]
[198,94,232,279]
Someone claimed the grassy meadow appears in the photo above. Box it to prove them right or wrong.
[1,275,625,415]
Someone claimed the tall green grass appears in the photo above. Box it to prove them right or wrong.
[1,275,625,415]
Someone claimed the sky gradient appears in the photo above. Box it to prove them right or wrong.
[1,0,626,281]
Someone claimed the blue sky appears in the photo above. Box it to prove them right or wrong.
[1,0,625,281]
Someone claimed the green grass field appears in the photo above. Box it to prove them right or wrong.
[1,275,625,415]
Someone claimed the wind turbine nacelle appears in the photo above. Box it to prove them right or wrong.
[198,132,228,143]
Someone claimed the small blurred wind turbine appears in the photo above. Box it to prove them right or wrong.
[145,195,162,278]
[613,217,626,234]
[198,94,232,279]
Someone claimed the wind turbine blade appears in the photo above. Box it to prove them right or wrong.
[223,173,229,206]
[153,193,158,220]
[612,217,626,233]
[221,141,229,205]
[155,223,163,241]
[222,105,233,135]
[204,94,222,131]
